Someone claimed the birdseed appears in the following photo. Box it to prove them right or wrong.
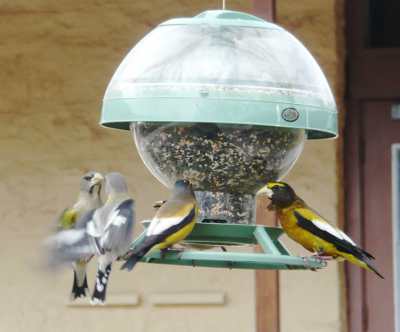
[132,122,304,224]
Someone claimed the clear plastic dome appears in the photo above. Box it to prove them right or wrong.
[132,122,305,223]
[106,22,335,111]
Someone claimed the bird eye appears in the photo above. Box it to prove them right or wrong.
[83,175,93,181]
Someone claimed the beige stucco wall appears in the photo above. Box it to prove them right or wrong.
[0,1,256,332]
[0,1,344,332]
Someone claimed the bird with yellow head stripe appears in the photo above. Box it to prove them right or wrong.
[257,181,384,279]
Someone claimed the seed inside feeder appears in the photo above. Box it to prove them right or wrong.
[132,122,305,224]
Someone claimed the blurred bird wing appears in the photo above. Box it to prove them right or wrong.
[86,210,103,238]
[76,209,104,255]
[147,201,195,236]
[294,208,357,248]
[46,228,95,267]
[47,229,85,246]
[100,199,135,254]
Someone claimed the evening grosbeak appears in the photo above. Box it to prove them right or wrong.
[54,171,104,300]
[48,172,135,305]
[257,181,383,279]
[121,179,198,271]
[86,172,135,304]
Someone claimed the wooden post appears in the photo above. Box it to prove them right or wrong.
[255,195,279,332]
[252,2,278,331]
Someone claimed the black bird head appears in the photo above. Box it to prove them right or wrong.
[256,181,296,209]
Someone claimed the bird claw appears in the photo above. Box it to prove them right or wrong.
[311,253,333,261]
[320,256,333,261]
[301,256,312,269]
[160,247,185,259]
[168,247,185,254]
[301,255,328,269]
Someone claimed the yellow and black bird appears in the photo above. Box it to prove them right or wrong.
[121,179,198,271]
[54,171,104,299]
[257,181,384,279]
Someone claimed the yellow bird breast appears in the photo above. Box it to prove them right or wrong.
[157,220,196,250]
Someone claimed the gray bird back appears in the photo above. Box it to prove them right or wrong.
[100,199,135,257]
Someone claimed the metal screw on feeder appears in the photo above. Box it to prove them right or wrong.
[100,10,337,270]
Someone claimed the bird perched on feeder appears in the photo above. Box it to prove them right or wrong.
[151,198,224,252]
[53,171,104,300]
[121,179,198,271]
[47,172,135,304]
[256,181,384,279]
[86,172,135,304]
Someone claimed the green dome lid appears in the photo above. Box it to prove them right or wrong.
[101,10,337,139]
[161,10,282,29]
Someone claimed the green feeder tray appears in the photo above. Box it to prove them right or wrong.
[125,222,326,270]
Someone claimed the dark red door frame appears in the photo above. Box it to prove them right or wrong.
[345,1,400,331]
[344,101,365,332]
[253,0,275,21]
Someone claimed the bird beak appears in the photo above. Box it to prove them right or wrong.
[256,186,273,198]
[90,173,104,187]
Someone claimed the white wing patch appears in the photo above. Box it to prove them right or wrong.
[312,219,357,245]
[104,209,127,231]
[338,230,356,245]
[146,216,185,236]
[87,221,100,237]
[86,211,102,237]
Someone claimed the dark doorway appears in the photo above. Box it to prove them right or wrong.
[348,101,400,332]
[346,1,400,331]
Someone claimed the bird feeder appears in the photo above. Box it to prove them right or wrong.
[101,10,337,270]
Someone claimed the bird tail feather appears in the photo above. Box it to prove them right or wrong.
[121,246,150,271]
[91,263,112,305]
[365,261,384,279]
[121,254,142,271]
[361,249,375,260]
[71,270,89,300]
[342,253,384,279]
[121,235,162,271]
[121,240,158,271]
